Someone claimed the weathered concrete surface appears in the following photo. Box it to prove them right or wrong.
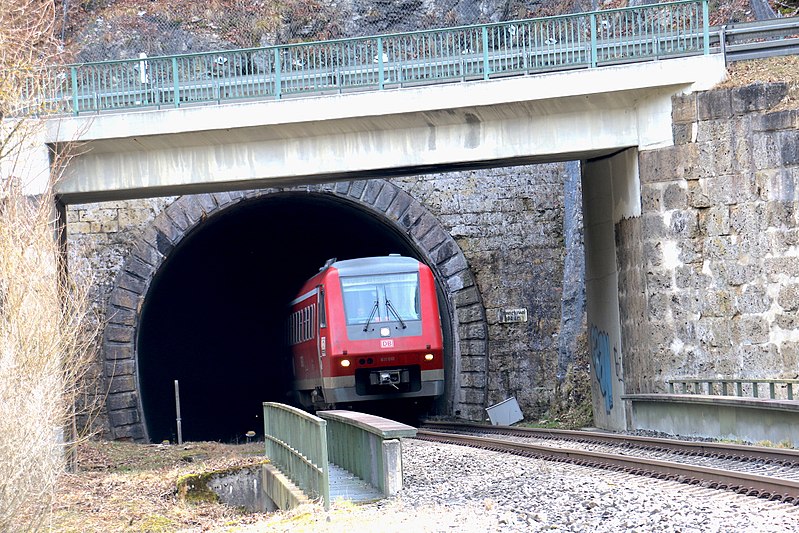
[49,56,725,203]
[263,463,309,511]
[207,465,276,512]
[582,149,640,431]
[624,394,799,445]
[624,82,799,400]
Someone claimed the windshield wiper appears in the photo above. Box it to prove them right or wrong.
[363,300,379,332]
[385,299,407,329]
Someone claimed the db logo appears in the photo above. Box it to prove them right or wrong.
[380,339,394,348]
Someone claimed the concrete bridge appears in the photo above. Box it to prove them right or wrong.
[20,1,798,443]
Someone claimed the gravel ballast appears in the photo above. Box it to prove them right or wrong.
[257,438,799,532]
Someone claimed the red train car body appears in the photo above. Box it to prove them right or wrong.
[288,255,444,409]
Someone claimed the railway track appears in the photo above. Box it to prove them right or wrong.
[417,422,799,505]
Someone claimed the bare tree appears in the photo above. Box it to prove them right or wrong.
[1,1,99,530]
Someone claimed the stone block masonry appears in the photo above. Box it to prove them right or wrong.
[628,82,799,391]
[68,163,570,436]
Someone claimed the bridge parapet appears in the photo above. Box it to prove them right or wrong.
[262,402,330,509]
[262,403,417,510]
[318,410,417,498]
[623,386,799,446]
[20,0,709,117]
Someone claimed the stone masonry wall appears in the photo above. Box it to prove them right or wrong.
[628,82,799,391]
[394,164,568,413]
[68,163,570,434]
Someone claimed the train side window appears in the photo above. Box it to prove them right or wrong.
[318,287,326,329]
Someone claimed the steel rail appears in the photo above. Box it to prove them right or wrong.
[421,421,799,465]
[416,428,799,504]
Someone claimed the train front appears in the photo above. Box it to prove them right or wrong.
[322,256,444,406]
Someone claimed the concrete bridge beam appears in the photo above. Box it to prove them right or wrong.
[47,56,726,203]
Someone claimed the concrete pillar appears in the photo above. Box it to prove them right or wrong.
[581,149,640,431]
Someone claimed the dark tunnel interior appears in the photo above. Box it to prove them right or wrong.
[137,192,429,443]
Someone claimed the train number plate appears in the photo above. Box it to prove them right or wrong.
[380,339,394,348]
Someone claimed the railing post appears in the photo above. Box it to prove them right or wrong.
[482,26,490,80]
[171,57,179,108]
[319,419,330,510]
[274,48,282,100]
[377,37,385,90]
[752,381,759,398]
[722,381,728,396]
[70,66,79,116]
[589,13,598,68]
[702,0,710,55]
[769,382,776,399]
[736,381,743,396]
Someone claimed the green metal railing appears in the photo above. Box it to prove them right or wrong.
[20,1,709,117]
[668,378,799,400]
[318,410,417,496]
[263,402,330,510]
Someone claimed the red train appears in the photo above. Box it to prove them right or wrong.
[288,255,444,410]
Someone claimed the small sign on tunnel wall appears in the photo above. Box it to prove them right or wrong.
[498,308,528,324]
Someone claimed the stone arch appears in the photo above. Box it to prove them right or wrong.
[102,179,489,441]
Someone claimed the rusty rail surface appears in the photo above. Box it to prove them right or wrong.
[417,422,799,504]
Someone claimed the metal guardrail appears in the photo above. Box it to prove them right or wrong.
[668,378,799,400]
[262,402,331,510]
[19,0,709,116]
[715,16,799,62]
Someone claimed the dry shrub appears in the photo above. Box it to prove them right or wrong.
[0,174,100,532]
[1,1,100,530]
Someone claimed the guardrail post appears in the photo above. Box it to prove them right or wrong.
[377,37,385,90]
[719,25,728,66]
[589,13,598,68]
[482,26,490,80]
[171,57,179,108]
[70,66,79,116]
[274,49,282,100]
[702,0,710,55]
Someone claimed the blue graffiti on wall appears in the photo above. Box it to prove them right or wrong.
[591,325,615,414]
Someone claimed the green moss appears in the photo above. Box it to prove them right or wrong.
[176,472,220,504]
[176,462,268,505]
[137,514,176,532]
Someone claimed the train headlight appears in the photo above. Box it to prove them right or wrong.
[424,353,434,361]
[340,359,351,368]
[380,327,390,337]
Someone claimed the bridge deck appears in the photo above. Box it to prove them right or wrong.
[328,463,384,503]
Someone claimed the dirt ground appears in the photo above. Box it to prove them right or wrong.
[35,55,799,532]
[719,55,799,109]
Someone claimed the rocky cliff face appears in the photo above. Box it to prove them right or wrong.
[68,0,586,62]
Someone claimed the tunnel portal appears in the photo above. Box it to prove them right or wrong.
[137,193,426,443]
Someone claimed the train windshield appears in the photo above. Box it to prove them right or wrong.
[340,272,420,326]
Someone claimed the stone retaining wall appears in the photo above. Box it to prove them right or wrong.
[626,82,799,392]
